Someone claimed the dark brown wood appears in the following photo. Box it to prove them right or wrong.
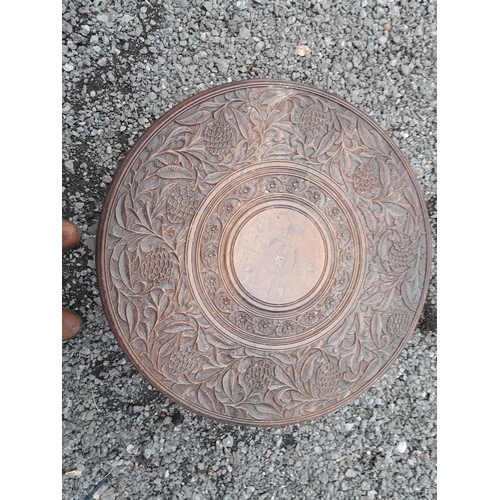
[97,80,432,427]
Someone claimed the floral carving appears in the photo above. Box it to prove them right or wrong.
[244,359,275,391]
[169,343,199,376]
[230,311,254,332]
[388,241,412,271]
[99,81,430,426]
[387,310,411,337]
[277,320,301,337]
[216,290,235,312]
[204,118,233,158]
[315,358,341,397]
[299,106,326,138]
[352,163,379,195]
[166,185,199,224]
[140,245,174,285]
[321,294,338,315]
[254,317,277,335]
[203,271,219,290]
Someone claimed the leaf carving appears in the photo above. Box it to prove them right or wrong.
[118,251,132,290]
[204,170,231,184]
[126,301,137,336]
[300,353,317,383]
[263,143,295,157]
[371,313,383,345]
[197,388,217,411]
[222,370,237,402]
[231,107,252,140]
[358,119,380,151]
[402,280,419,310]
[157,165,194,180]
[338,113,357,138]
[328,158,345,186]
[260,89,294,108]
[239,402,282,420]
[174,109,211,126]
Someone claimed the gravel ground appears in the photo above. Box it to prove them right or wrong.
[62,0,437,498]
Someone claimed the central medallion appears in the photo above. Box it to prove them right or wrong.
[186,161,366,349]
[233,207,325,305]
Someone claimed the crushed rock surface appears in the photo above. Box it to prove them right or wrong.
[63,0,436,498]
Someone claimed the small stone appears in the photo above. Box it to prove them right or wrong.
[345,423,355,431]
[401,65,411,76]
[198,462,205,470]
[346,468,356,478]
[144,449,152,459]
[314,446,322,454]
[378,36,387,44]
[361,481,371,491]
[415,25,423,36]
[346,74,358,85]
[216,59,229,73]
[126,444,135,454]
[295,45,311,56]
[396,440,407,453]
[65,470,82,478]
[64,160,75,174]
[239,27,251,40]
[64,63,74,72]
[222,435,234,448]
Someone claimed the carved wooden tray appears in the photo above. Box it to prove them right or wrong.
[97,80,431,427]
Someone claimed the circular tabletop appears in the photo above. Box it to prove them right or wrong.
[97,80,431,427]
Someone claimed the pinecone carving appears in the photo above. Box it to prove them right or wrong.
[388,242,411,270]
[169,344,198,376]
[166,185,199,224]
[140,246,173,284]
[315,359,340,397]
[299,106,326,138]
[245,359,274,391]
[387,310,411,337]
[352,164,378,195]
[204,119,233,157]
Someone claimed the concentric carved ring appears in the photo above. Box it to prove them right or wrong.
[97,80,431,427]
[186,162,366,350]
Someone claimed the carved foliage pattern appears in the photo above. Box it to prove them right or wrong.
[102,84,429,424]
